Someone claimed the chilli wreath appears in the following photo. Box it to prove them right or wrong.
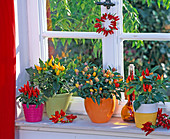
[94,13,119,37]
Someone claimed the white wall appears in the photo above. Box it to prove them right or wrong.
[15,0,30,118]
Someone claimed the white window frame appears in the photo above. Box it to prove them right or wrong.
[26,0,170,114]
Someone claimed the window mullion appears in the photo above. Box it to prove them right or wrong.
[101,0,123,77]
[27,0,41,66]
[39,0,48,61]
[120,33,170,41]
[42,31,103,39]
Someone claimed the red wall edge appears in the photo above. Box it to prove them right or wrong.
[0,0,16,139]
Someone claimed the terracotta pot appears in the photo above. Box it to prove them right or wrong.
[46,93,72,118]
[134,103,158,128]
[84,97,116,123]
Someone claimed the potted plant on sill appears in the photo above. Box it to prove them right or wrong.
[16,81,45,122]
[68,62,123,123]
[126,66,169,128]
[26,56,73,118]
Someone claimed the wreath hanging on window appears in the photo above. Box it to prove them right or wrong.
[94,13,119,37]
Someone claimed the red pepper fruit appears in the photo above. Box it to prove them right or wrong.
[115,83,120,88]
[60,109,66,117]
[145,84,149,90]
[145,68,149,76]
[157,74,161,80]
[142,70,146,78]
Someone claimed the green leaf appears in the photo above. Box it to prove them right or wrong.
[91,97,96,103]
[151,66,160,73]
[135,69,140,76]
[157,0,161,8]
[127,88,135,95]
[61,38,66,46]
[71,88,77,93]
[133,100,141,111]
[39,58,45,67]
[26,102,29,109]
[53,82,60,92]
[67,39,72,45]
[26,67,35,75]
[96,96,100,105]
[147,0,151,6]
[138,95,145,102]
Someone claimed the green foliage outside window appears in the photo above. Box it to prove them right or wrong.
[48,0,170,78]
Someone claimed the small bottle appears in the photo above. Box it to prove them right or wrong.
[121,93,135,122]
[121,64,135,122]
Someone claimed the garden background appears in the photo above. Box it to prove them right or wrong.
[46,0,169,79]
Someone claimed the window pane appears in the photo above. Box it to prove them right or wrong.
[48,38,102,66]
[123,1,170,33]
[46,0,100,32]
[124,40,170,78]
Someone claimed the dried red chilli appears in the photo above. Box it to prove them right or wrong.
[141,108,170,136]
[49,109,77,123]
[94,13,119,37]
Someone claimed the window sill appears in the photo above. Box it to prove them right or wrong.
[15,114,170,139]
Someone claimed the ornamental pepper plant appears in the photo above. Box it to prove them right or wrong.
[16,81,45,108]
[26,56,72,98]
[126,66,169,111]
[68,62,124,105]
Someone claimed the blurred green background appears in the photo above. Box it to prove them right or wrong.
[47,0,170,79]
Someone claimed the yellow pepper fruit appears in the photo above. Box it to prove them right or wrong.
[139,76,143,81]
[61,65,65,71]
[90,89,94,92]
[86,81,89,84]
[75,83,79,88]
[93,72,96,77]
[75,69,79,73]
[56,70,60,76]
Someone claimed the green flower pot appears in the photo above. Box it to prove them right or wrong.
[46,93,72,118]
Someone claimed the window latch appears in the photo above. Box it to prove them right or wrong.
[95,0,115,9]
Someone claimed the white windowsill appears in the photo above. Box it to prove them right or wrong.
[16,114,170,139]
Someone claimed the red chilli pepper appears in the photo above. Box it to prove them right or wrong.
[145,68,149,76]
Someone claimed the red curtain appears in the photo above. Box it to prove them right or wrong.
[0,0,16,139]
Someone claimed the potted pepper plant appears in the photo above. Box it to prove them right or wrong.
[68,62,123,123]
[126,66,169,128]
[26,56,73,118]
[16,81,45,122]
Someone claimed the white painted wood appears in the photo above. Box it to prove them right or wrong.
[42,31,103,39]
[120,33,170,41]
[16,130,135,139]
[27,0,41,66]
[101,0,119,71]
[42,32,170,41]
[15,116,170,139]
[117,0,124,77]
[39,0,48,61]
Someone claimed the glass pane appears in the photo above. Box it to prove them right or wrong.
[48,38,102,66]
[124,40,170,78]
[46,0,101,32]
[123,0,170,33]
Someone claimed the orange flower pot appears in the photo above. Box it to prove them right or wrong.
[84,97,116,123]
